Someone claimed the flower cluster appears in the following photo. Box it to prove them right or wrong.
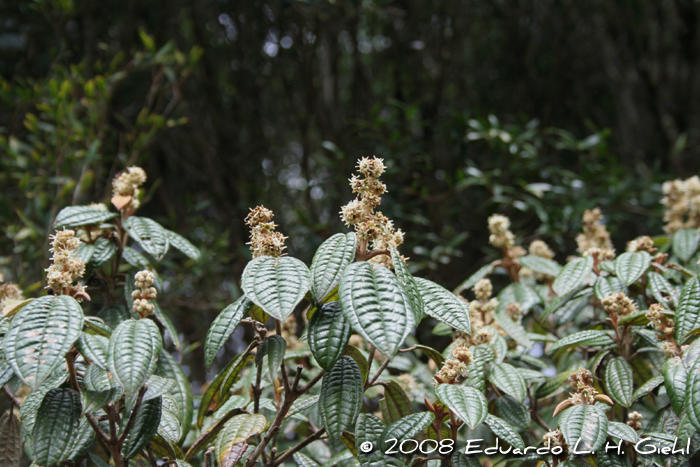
[601,292,637,318]
[661,176,700,234]
[626,235,656,254]
[0,282,24,316]
[245,206,288,258]
[435,346,473,385]
[487,214,525,260]
[45,230,86,296]
[340,157,404,268]
[543,429,565,448]
[577,208,614,259]
[627,411,643,431]
[647,304,680,357]
[112,166,147,211]
[132,270,157,318]
[469,279,499,334]
[525,239,557,280]
[554,369,613,415]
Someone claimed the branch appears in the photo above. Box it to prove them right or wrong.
[272,427,326,466]
[355,248,390,262]
[65,349,80,392]
[366,356,391,387]
[118,385,149,443]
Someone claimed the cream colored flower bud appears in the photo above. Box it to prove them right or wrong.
[473,279,493,301]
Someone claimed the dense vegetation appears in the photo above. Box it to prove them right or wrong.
[1,158,700,467]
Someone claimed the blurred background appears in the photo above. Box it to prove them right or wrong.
[2,0,699,380]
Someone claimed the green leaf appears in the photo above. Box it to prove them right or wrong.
[675,277,700,343]
[122,246,150,268]
[451,451,483,467]
[287,395,319,419]
[153,302,180,349]
[76,332,109,370]
[293,452,321,467]
[519,255,562,277]
[495,395,530,431]
[536,370,577,399]
[197,343,255,427]
[497,282,541,313]
[107,319,163,395]
[559,404,609,453]
[156,351,194,442]
[308,301,352,370]
[3,295,83,389]
[604,357,634,408]
[415,277,470,334]
[76,242,95,264]
[380,412,434,448]
[64,417,95,463]
[90,237,117,267]
[547,330,615,354]
[310,232,356,303]
[81,387,123,414]
[54,205,117,228]
[241,256,311,321]
[632,375,664,401]
[355,414,386,467]
[379,380,415,424]
[662,358,687,415]
[32,388,82,467]
[344,345,369,383]
[19,372,68,438]
[489,363,527,403]
[435,384,488,429]
[553,256,594,297]
[414,345,445,368]
[158,394,182,443]
[594,276,625,301]
[165,229,201,261]
[492,312,532,348]
[205,296,253,368]
[467,344,494,391]
[339,262,415,357]
[391,247,424,322]
[122,396,163,459]
[484,414,525,450]
[685,359,700,432]
[647,272,679,308]
[607,421,639,443]
[0,411,21,467]
[673,228,700,263]
[319,356,363,439]
[124,216,170,260]
[615,251,651,286]
[256,335,286,382]
[98,304,133,329]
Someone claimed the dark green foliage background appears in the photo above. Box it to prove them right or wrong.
[1,0,697,381]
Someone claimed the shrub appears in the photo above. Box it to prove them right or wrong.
[1,160,700,467]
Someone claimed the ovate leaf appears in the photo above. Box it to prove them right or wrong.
[380,412,434,449]
[647,272,679,308]
[379,381,415,424]
[484,414,525,450]
[165,229,201,261]
[123,216,170,260]
[339,262,414,357]
[32,388,82,467]
[519,255,562,277]
[604,357,634,407]
[615,251,651,286]
[0,411,21,467]
[156,351,194,442]
[489,363,527,403]
[308,301,352,370]
[256,335,286,382]
[663,358,687,415]
[320,356,363,439]
[547,330,615,354]
[205,296,253,368]
[391,247,424,322]
[553,256,593,297]
[673,228,700,263]
[90,237,117,267]
[607,421,638,443]
[3,295,83,389]
[241,256,311,322]
[355,414,386,467]
[559,404,609,453]
[76,332,109,370]
[495,395,531,431]
[435,384,488,429]
[414,277,471,334]
[675,277,700,343]
[55,206,117,228]
[107,319,163,395]
[122,396,163,459]
[632,375,664,401]
[310,232,356,303]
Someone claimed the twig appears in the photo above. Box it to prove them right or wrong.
[118,385,149,443]
[3,386,21,407]
[271,427,326,466]
[367,356,391,387]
